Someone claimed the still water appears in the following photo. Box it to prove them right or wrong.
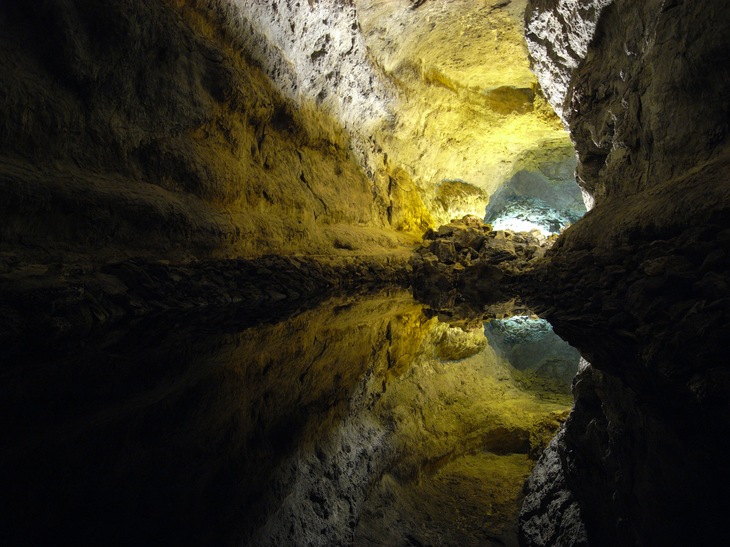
[1,290,579,546]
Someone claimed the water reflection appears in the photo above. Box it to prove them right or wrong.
[1,290,576,546]
[484,316,582,393]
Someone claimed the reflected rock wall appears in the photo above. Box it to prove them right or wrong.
[2,291,573,546]
[2,292,425,545]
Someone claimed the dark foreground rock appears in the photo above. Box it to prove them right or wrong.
[410,214,556,312]
[520,0,730,543]
[518,218,730,546]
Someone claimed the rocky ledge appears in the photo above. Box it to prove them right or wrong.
[410,214,557,312]
[0,253,413,358]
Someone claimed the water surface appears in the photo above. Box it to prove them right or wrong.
[1,290,577,546]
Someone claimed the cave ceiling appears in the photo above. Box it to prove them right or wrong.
[231,0,574,226]
[355,0,573,224]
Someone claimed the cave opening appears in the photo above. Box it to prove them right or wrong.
[484,155,587,235]
[2,0,730,546]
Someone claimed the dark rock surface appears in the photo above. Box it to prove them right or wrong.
[0,253,413,357]
[527,0,730,206]
[519,216,730,545]
[411,215,556,311]
[520,0,730,544]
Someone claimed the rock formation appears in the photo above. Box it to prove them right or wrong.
[410,214,556,312]
[2,0,729,545]
[520,1,730,544]
[356,0,573,224]
[0,0,578,337]
[0,0,421,266]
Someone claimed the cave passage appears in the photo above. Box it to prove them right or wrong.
[1,290,577,546]
[3,0,729,544]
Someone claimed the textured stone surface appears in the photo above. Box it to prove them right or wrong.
[411,215,557,312]
[520,0,730,544]
[526,0,730,206]
[0,0,575,272]
[524,0,613,123]
[224,0,395,169]
[519,427,587,547]
[356,0,573,224]
[0,0,417,264]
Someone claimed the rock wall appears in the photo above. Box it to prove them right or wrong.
[0,0,581,269]
[226,0,394,151]
[357,0,573,224]
[524,0,613,124]
[0,0,421,265]
[527,0,730,205]
[521,0,730,544]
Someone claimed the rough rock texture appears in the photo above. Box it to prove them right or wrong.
[226,0,394,142]
[0,0,576,282]
[527,0,730,206]
[519,426,587,547]
[521,213,730,545]
[520,0,730,545]
[411,215,557,311]
[524,0,613,123]
[356,0,573,224]
[0,0,417,264]
[222,0,428,237]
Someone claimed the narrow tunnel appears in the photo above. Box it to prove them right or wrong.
[1,0,729,546]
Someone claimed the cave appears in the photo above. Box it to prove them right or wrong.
[1,0,728,546]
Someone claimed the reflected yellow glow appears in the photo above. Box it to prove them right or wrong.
[362,317,572,543]
[182,289,570,544]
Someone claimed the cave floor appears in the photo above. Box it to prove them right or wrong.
[1,288,574,546]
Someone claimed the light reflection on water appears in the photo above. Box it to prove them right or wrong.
[484,316,582,393]
[1,290,578,546]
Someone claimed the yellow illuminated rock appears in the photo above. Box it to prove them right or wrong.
[356,0,571,225]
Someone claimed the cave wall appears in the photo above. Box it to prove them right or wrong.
[0,0,583,266]
[0,0,423,264]
[520,0,730,544]
[356,0,574,225]
[527,0,730,206]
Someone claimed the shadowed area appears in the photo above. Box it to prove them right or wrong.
[1,291,573,546]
